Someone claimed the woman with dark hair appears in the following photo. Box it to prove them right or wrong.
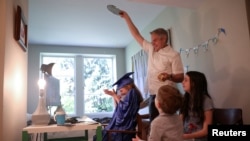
[180,71,214,141]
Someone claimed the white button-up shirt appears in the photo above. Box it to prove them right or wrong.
[142,40,184,94]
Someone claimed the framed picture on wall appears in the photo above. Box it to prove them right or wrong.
[167,28,172,47]
[15,5,28,52]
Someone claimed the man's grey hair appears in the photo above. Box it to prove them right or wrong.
[150,28,169,44]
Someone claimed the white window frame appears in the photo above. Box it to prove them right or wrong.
[41,53,116,118]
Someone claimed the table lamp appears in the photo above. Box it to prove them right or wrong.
[31,78,51,125]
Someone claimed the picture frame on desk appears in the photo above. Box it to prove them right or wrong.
[15,5,28,52]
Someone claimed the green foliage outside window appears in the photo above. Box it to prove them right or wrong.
[42,55,115,115]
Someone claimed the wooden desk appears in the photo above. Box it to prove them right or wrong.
[22,122,102,141]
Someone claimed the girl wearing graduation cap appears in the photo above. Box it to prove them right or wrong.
[98,72,143,141]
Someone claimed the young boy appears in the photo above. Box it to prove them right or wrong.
[133,85,183,141]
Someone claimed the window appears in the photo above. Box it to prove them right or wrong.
[41,54,116,117]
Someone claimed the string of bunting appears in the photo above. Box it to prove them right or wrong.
[179,28,226,57]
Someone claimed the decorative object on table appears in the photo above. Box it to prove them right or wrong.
[31,77,50,125]
[14,5,28,52]
[107,5,122,15]
[54,106,66,125]
[54,105,65,114]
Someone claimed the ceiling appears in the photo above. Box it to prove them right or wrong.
[28,0,204,48]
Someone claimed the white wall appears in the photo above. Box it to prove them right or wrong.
[1,0,28,140]
[0,0,5,139]
[27,44,126,115]
[125,0,250,124]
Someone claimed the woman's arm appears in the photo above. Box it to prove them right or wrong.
[183,109,213,139]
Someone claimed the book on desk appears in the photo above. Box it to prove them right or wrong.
[76,116,99,125]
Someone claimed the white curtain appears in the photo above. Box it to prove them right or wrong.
[132,50,149,99]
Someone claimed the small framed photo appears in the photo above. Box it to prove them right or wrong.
[15,5,28,52]
[167,28,172,47]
